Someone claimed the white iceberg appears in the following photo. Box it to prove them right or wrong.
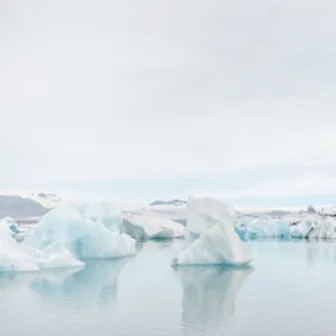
[0,219,83,272]
[318,205,336,216]
[25,204,136,260]
[122,213,185,240]
[173,197,252,266]
[79,201,122,231]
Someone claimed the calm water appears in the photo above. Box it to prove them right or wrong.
[1,240,336,336]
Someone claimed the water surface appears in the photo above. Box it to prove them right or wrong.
[1,240,336,336]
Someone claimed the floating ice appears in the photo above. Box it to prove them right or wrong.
[121,214,185,240]
[320,217,336,239]
[173,197,252,266]
[236,216,291,240]
[25,204,136,260]
[319,205,336,216]
[236,214,336,240]
[0,219,83,272]
[80,202,122,231]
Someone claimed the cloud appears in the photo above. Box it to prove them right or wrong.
[0,0,336,203]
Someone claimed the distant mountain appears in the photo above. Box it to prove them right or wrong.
[149,199,187,207]
[0,190,62,219]
[264,210,292,217]
[30,192,62,208]
[0,195,49,218]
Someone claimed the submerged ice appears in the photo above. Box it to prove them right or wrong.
[173,197,252,266]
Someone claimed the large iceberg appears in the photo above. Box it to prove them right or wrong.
[121,213,185,240]
[25,203,136,260]
[173,197,252,266]
[0,219,83,272]
[79,201,122,231]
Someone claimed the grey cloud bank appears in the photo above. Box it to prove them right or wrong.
[1,0,336,202]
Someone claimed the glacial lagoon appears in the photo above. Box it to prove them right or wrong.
[1,240,336,336]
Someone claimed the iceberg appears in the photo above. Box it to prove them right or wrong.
[80,201,122,231]
[289,216,317,239]
[25,204,136,260]
[289,216,336,240]
[236,214,336,240]
[173,197,252,266]
[236,216,291,240]
[121,214,185,241]
[320,217,336,239]
[318,205,336,216]
[0,219,83,272]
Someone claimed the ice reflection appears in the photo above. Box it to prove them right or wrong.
[176,266,253,335]
[30,259,129,308]
[0,258,130,310]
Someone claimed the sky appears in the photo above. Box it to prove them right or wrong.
[1,0,336,206]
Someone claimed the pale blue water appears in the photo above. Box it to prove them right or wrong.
[1,240,336,336]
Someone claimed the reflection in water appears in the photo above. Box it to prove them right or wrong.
[0,258,130,310]
[30,259,129,308]
[0,272,29,301]
[176,266,253,335]
[306,244,318,267]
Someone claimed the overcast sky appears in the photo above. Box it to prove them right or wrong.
[1,0,336,205]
